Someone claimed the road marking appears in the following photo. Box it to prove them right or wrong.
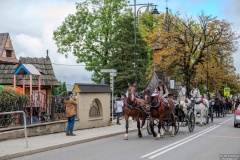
[140,125,219,159]
[203,135,240,139]
[219,117,233,125]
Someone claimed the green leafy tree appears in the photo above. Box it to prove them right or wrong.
[53,0,129,83]
[51,82,67,96]
[105,12,149,95]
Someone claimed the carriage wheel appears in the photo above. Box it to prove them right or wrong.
[174,116,179,134]
[146,120,152,135]
[188,112,195,132]
[164,121,170,132]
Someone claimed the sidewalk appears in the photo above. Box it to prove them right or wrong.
[0,118,139,160]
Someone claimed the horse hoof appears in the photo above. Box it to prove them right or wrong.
[153,132,157,137]
[124,134,128,140]
[160,135,163,138]
[156,137,161,140]
[138,133,142,138]
[171,134,175,137]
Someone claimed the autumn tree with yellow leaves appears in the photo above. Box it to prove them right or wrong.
[144,11,240,96]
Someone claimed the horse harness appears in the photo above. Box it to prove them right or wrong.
[150,94,172,110]
[124,97,146,113]
[194,97,208,109]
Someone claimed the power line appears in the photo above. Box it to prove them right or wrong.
[51,63,86,66]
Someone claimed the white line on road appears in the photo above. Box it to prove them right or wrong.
[219,117,233,125]
[147,125,220,159]
[140,125,218,159]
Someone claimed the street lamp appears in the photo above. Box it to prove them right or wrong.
[206,48,210,100]
[130,1,159,91]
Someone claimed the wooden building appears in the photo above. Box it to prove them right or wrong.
[0,33,61,97]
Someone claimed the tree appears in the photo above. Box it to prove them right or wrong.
[53,0,129,83]
[52,82,67,96]
[146,11,240,96]
[105,12,149,95]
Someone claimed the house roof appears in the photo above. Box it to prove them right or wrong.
[145,71,164,92]
[14,64,41,75]
[0,57,61,86]
[0,33,18,64]
[73,83,112,93]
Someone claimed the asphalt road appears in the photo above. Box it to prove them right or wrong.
[14,114,240,160]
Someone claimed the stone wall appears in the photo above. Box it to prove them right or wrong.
[0,120,81,141]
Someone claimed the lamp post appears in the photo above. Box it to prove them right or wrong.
[130,1,159,91]
[206,48,209,100]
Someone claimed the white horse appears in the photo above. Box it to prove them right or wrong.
[191,88,209,126]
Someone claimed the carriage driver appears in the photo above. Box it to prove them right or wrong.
[155,80,169,98]
[155,80,170,107]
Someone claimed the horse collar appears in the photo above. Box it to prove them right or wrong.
[125,99,137,109]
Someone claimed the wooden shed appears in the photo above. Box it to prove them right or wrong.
[72,83,112,129]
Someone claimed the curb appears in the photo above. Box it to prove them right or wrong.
[1,129,138,160]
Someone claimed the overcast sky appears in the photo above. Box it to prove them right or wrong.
[0,0,239,85]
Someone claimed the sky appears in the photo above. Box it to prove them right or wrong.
[0,0,239,85]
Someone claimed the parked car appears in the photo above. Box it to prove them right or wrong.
[234,105,240,128]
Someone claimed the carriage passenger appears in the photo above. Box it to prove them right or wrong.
[154,80,170,107]
[155,80,169,98]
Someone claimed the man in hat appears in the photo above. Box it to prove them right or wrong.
[64,91,78,136]
[155,80,169,98]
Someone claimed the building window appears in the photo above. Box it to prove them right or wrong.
[6,50,12,57]
[89,99,101,117]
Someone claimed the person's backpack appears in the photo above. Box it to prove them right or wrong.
[114,100,120,111]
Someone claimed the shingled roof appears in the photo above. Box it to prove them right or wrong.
[0,56,61,86]
[73,83,112,93]
[0,33,18,64]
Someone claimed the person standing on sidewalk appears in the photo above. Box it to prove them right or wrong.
[64,91,78,136]
[115,95,123,125]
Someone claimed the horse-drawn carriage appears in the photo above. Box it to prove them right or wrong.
[191,88,213,125]
[211,96,227,118]
[146,106,180,136]
[175,105,195,132]
[123,83,195,140]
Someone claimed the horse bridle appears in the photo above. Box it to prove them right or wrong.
[150,96,160,108]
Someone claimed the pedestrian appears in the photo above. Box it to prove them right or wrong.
[64,91,78,136]
[115,95,123,125]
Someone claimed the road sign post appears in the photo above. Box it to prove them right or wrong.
[101,69,116,123]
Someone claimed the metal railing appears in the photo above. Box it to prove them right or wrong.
[0,90,68,126]
[0,111,28,147]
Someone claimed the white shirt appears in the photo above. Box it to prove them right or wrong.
[115,100,123,113]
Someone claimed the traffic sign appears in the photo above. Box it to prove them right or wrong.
[170,80,175,89]
[100,69,116,73]
[224,87,230,97]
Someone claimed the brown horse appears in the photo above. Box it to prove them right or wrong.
[147,93,176,140]
[123,83,148,140]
